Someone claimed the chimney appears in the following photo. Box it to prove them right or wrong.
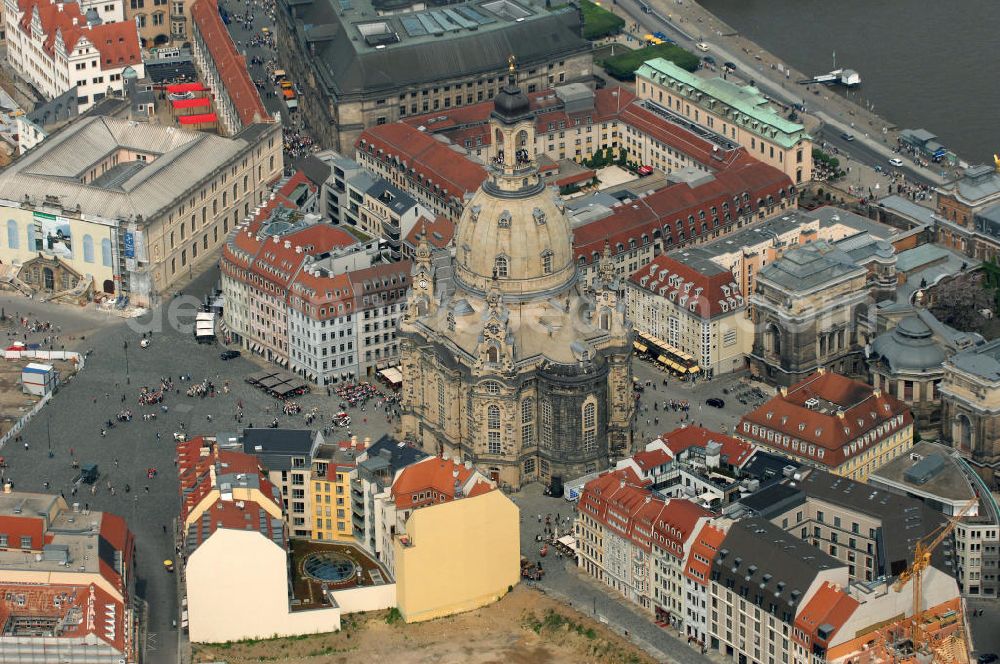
[872,389,881,397]
[836,410,845,419]
[464,460,472,470]
[363,436,371,448]
[351,435,357,446]
[780,386,788,396]
[283,240,291,249]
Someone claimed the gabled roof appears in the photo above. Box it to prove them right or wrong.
[739,371,912,468]
[15,0,141,69]
[793,581,859,649]
[390,456,493,510]
[578,470,710,556]
[357,123,487,200]
[190,0,268,127]
[574,159,792,261]
[661,425,755,468]
[684,521,727,587]
[0,582,130,655]
[714,518,843,620]
[629,255,742,319]
[404,215,454,252]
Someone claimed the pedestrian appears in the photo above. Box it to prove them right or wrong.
[23,442,28,451]
[114,458,119,468]
[144,486,149,493]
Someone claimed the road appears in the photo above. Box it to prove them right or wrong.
[612,0,946,188]
[0,266,400,664]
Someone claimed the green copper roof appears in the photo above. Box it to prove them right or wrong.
[636,58,807,149]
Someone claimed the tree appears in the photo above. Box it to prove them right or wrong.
[930,273,995,334]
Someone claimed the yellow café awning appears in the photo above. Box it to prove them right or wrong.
[633,341,648,353]
[689,365,702,374]
[656,355,671,366]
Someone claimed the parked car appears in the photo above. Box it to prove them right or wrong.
[977,654,998,664]
[706,398,725,409]
[840,132,855,141]
[723,61,737,71]
[220,350,241,360]
[637,165,654,176]
[889,157,904,167]
[703,55,716,65]
[695,41,710,52]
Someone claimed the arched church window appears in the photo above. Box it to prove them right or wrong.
[487,405,501,455]
[542,251,553,275]
[521,397,534,447]
[494,256,508,278]
[582,401,597,453]
[437,377,446,426]
[486,346,499,363]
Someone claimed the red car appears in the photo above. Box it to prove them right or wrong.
[637,165,654,176]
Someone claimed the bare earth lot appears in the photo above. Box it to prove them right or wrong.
[191,585,655,664]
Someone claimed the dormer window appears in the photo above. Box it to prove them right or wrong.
[498,210,512,228]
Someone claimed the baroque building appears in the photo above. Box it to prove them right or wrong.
[398,65,634,488]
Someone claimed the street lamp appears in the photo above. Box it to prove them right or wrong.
[123,339,130,385]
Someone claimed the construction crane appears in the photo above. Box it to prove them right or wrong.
[893,499,977,651]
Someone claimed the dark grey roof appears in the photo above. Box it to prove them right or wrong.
[293,154,333,189]
[948,338,1000,382]
[282,0,591,99]
[757,240,864,292]
[796,469,950,579]
[713,518,842,621]
[740,451,803,485]
[241,428,315,470]
[27,88,79,128]
[740,482,805,517]
[870,315,947,373]
[366,179,417,215]
[357,434,428,483]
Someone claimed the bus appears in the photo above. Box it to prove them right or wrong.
[633,331,700,377]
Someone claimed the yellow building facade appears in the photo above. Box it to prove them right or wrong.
[310,465,354,542]
[394,489,520,623]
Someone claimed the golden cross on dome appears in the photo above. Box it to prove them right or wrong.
[507,54,517,75]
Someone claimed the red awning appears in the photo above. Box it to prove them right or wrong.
[171,97,211,109]
[166,82,207,93]
[178,113,218,125]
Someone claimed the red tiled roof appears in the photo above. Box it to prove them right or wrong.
[629,254,742,319]
[577,470,710,557]
[555,169,596,187]
[661,426,756,468]
[390,456,493,510]
[401,86,743,174]
[794,581,859,649]
[629,448,673,472]
[0,582,131,656]
[357,123,488,199]
[404,215,454,251]
[190,0,268,127]
[574,159,793,261]
[738,371,913,469]
[15,0,141,69]
[683,522,727,586]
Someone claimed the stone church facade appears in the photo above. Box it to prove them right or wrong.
[398,67,634,489]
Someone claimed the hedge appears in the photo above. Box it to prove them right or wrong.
[602,43,700,80]
[580,0,625,40]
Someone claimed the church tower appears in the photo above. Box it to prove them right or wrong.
[398,59,635,489]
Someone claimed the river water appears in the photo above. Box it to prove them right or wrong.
[699,0,1000,164]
